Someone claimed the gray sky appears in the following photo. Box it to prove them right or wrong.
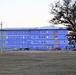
[0,0,59,28]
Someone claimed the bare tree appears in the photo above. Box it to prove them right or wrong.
[50,0,76,30]
[50,0,76,45]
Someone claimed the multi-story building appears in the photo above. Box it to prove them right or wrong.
[0,26,68,50]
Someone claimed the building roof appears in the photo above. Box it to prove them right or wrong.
[0,25,67,30]
[37,25,66,29]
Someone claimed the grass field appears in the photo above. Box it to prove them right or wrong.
[0,51,76,75]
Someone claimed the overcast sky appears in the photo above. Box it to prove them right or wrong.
[0,0,59,28]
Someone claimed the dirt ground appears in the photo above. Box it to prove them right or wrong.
[0,51,76,75]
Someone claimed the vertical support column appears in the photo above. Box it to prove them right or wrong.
[0,22,3,52]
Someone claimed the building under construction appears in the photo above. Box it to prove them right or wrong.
[0,26,68,50]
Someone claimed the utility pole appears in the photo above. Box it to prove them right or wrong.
[0,22,4,52]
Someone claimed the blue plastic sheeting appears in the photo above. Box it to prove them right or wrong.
[0,26,68,50]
